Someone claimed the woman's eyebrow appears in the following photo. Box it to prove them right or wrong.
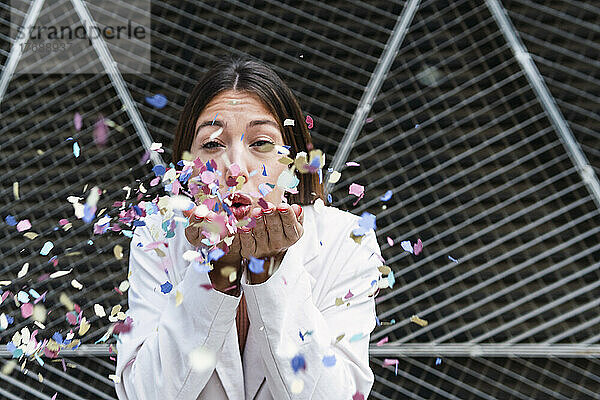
[195,120,225,136]
[248,120,279,129]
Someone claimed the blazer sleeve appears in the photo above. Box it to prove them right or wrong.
[242,218,382,400]
[115,217,241,400]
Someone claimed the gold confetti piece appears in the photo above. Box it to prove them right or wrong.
[335,297,344,306]
[175,290,183,307]
[36,149,44,155]
[116,311,126,321]
[113,245,124,260]
[59,293,74,311]
[23,232,38,240]
[13,182,19,200]
[335,334,345,343]
[71,279,83,290]
[50,269,73,279]
[98,208,107,217]
[66,251,82,256]
[350,232,364,244]
[378,265,391,275]
[17,262,29,278]
[410,315,428,327]
[278,156,294,165]
[78,317,90,336]
[119,280,130,292]
[94,304,106,317]
[32,304,46,323]
[110,305,122,317]
[108,374,121,384]
[153,248,166,258]
[37,373,43,383]
[328,171,341,184]
[0,281,11,286]
[291,378,304,394]
[62,222,73,231]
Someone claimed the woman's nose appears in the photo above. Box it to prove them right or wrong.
[225,162,249,188]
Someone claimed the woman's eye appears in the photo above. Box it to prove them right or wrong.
[251,140,275,149]
[202,141,223,149]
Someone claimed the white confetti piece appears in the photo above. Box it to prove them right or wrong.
[119,280,130,292]
[94,304,106,318]
[401,240,413,253]
[50,269,73,279]
[71,279,83,290]
[209,127,224,140]
[40,241,54,256]
[283,119,295,126]
[17,263,29,278]
[328,171,341,183]
[291,378,304,394]
[13,182,19,200]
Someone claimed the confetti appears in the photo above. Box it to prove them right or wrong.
[386,236,394,247]
[248,257,265,274]
[378,265,391,275]
[74,112,82,131]
[344,290,353,299]
[94,116,108,147]
[283,118,295,126]
[119,280,130,292]
[348,183,364,198]
[150,142,164,153]
[71,279,83,290]
[290,378,304,394]
[335,297,344,306]
[291,354,306,373]
[322,354,336,367]
[13,182,19,200]
[5,215,17,226]
[40,241,54,256]
[436,358,442,365]
[305,115,313,129]
[410,315,428,327]
[175,290,183,306]
[50,269,72,279]
[145,94,167,109]
[328,171,341,183]
[380,190,393,202]
[388,272,395,288]
[448,255,459,263]
[17,262,29,278]
[160,281,173,294]
[401,240,413,254]
[352,391,365,400]
[94,304,106,318]
[376,337,389,346]
[209,127,224,140]
[21,303,33,318]
[78,317,90,336]
[113,245,124,260]
[73,142,80,158]
[349,333,365,342]
[414,239,423,255]
[23,232,38,240]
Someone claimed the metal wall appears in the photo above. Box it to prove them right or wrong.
[0,0,599,398]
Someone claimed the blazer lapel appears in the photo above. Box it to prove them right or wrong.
[215,324,245,399]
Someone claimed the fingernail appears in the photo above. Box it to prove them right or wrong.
[297,205,303,216]
[263,207,274,215]
[240,226,251,232]
[277,206,289,213]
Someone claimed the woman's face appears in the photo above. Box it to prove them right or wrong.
[190,90,288,217]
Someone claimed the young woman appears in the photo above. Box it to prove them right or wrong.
[115,56,383,400]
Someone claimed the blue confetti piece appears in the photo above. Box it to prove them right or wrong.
[322,355,336,367]
[375,316,381,326]
[388,272,395,288]
[211,112,219,125]
[192,261,211,273]
[136,242,143,247]
[6,342,16,353]
[208,248,225,262]
[415,124,420,128]
[145,94,167,109]
[122,230,133,238]
[222,202,232,216]
[73,142,80,158]
[380,190,393,202]
[5,315,14,325]
[299,330,304,341]
[262,164,267,176]
[248,257,265,274]
[160,281,173,294]
[87,239,94,245]
[133,205,143,216]
[435,358,442,366]
[327,193,332,203]
[240,132,244,141]
[83,203,96,224]
[291,354,306,373]
[448,255,459,263]
[349,333,364,342]
[133,220,146,227]
[52,332,64,344]
[152,165,166,177]
[40,241,54,256]
[353,212,376,236]
[5,215,17,226]
[29,289,40,299]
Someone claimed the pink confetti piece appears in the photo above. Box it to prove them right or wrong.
[66,312,78,325]
[59,219,69,226]
[344,290,354,299]
[352,391,365,400]
[383,358,399,366]
[305,115,313,129]
[345,161,360,167]
[51,393,57,400]
[414,238,423,255]
[376,336,389,346]
[74,113,82,131]
[150,176,161,187]
[349,183,364,197]
[201,170,216,184]
[94,116,108,148]
[16,219,32,232]
[21,303,33,318]
[386,236,394,247]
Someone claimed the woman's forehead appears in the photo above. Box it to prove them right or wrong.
[200,91,274,117]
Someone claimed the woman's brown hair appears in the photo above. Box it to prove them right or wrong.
[172,55,323,206]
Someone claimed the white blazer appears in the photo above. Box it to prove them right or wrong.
[115,204,383,400]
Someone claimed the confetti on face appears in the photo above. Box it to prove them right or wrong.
[248,257,265,274]
[73,142,80,158]
[145,94,167,109]
[305,115,313,129]
[74,112,82,131]
[209,126,223,140]
[414,238,423,255]
[410,315,428,327]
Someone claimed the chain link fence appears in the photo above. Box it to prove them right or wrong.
[0,0,599,398]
